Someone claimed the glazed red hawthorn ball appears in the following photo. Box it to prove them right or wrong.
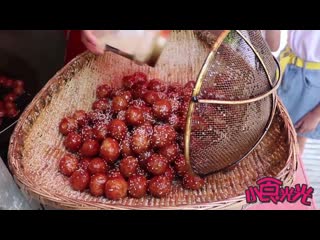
[138,150,154,169]
[13,86,25,96]
[182,173,205,190]
[107,168,123,180]
[116,110,126,121]
[59,117,78,135]
[59,154,79,177]
[131,125,152,154]
[6,107,19,118]
[0,77,5,86]
[109,88,120,98]
[120,133,134,157]
[5,101,17,111]
[80,139,100,157]
[163,165,175,182]
[88,157,108,175]
[167,83,182,94]
[108,119,128,141]
[13,79,25,88]
[152,125,177,148]
[125,106,144,126]
[184,89,193,99]
[4,101,16,110]
[177,134,185,150]
[132,81,149,99]
[152,99,172,120]
[132,78,148,88]
[73,110,88,127]
[89,173,108,197]
[130,99,147,108]
[136,166,149,177]
[0,107,5,118]
[157,91,168,100]
[184,81,196,97]
[70,169,90,192]
[158,143,179,163]
[122,75,135,89]
[92,99,110,111]
[96,84,111,99]
[104,176,128,200]
[184,81,196,89]
[128,175,148,198]
[142,91,161,105]
[174,154,189,177]
[112,95,129,113]
[118,90,132,102]
[119,156,139,178]
[141,106,155,124]
[140,122,154,135]
[146,154,168,176]
[132,72,148,83]
[93,124,109,142]
[167,89,181,99]
[148,175,172,198]
[100,138,120,164]
[79,158,91,171]
[81,126,95,141]
[168,114,180,131]
[147,79,166,92]
[3,93,17,102]
[64,132,83,152]
[123,72,147,89]
[87,110,106,125]
[179,99,190,115]
[3,78,14,88]
[168,98,181,113]
[132,76,148,87]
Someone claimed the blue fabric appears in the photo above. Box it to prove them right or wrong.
[278,64,320,139]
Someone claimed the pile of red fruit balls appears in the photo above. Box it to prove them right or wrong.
[58,72,205,200]
[0,75,25,127]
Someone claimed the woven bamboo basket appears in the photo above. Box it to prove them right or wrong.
[8,31,298,210]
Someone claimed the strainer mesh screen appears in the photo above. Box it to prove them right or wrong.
[190,30,277,175]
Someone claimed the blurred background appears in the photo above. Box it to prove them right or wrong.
[273,30,319,208]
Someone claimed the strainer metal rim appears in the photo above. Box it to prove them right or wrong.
[196,56,282,105]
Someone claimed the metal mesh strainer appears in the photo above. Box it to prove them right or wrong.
[185,30,281,175]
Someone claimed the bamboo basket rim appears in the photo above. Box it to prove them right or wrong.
[8,51,298,210]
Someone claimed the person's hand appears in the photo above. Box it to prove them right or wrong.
[263,30,281,52]
[81,30,104,55]
[295,110,320,134]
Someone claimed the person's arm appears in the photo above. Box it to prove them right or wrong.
[295,104,320,134]
[81,30,104,55]
[263,30,281,52]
